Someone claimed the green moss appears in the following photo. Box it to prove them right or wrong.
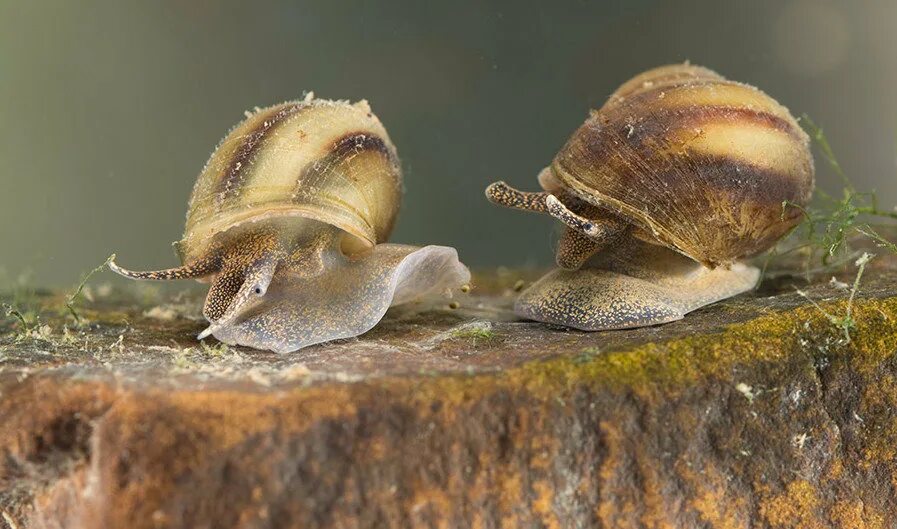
[65,254,115,325]
[399,294,897,420]
[572,346,601,364]
[171,349,199,370]
[502,295,897,399]
[200,341,231,357]
[449,321,497,345]
[2,303,34,333]
[772,115,897,274]
[797,252,874,342]
[759,116,895,287]
[452,328,494,340]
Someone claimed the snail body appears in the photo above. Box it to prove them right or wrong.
[487,64,814,330]
[112,95,469,352]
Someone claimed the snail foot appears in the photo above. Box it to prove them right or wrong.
[515,262,759,331]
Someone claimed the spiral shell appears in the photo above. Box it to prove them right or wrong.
[551,63,814,267]
[178,97,402,262]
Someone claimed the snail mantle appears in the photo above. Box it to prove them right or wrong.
[3,255,897,528]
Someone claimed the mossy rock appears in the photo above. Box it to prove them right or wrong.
[2,255,897,528]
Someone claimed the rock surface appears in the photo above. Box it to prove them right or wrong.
[2,254,897,529]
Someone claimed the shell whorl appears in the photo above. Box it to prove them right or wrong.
[552,63,814,267]
[178,97,402,262]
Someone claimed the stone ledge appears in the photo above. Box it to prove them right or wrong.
[2,256,897,528]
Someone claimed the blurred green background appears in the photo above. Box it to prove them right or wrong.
[1,0,895,285]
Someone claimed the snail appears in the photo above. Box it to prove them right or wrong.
[111,94,469,353]
[486,63,814,330]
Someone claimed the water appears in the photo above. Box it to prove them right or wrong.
[1,0,894,285]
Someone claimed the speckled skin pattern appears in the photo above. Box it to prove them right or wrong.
[198,229,283,322]
[114,221,469,353]
[489,178,762,329]
[111,225,292,323]
[485,181,625,269]
[484,181,549,213]
[211,235,470,353]
[516,238,760,330]
[109,253,220,281]
[555,227,600,270]
[110,97,469,353]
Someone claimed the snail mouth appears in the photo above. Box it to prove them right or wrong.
[198,306,244,340]
[198,297,264,341]
[197,324,218,341]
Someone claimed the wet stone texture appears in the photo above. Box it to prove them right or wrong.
[2,255,897,529]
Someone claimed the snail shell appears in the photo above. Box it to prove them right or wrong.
[180,96,402,262]
[486,63,815,331]
[553,63,814,267]
[111,95,468,353]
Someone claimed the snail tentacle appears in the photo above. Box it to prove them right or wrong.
[109,253,219,281]
[545,195,629,247]
[484,181,549,213]
[551,195,628,269]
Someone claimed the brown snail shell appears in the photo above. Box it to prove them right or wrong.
[110,95,468,353]
[552,63,814,267]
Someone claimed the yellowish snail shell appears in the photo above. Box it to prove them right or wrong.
[111,94,469,353]
[487,63,815,330]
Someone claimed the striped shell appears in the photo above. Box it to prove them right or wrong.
[177,97,402,262]
[551,64,814,267]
